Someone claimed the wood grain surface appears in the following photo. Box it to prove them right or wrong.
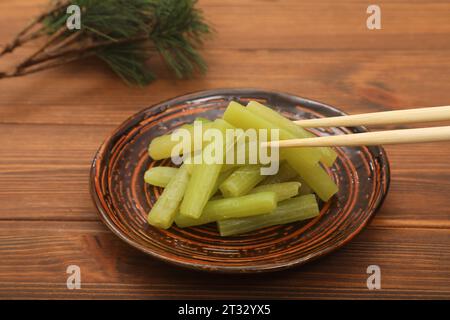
[0,0,449,299]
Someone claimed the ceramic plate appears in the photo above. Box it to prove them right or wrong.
[90,89,390,273]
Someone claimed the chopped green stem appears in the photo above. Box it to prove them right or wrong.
[261,161,297,185]
[217,194,319,236]
[222,102,321,165]
[144,166,178,187]
[195,117,211,123]
[219,165,265,197]
[297,176,313,195]
[246,101,337,167]
[224,102,321,163]
[250,181,301,202]
[210,169,234,198]
[147,165,190,229]
[223,102,337,200]
[179,157,222,218]
[284,152,338,201]
[175,191,277,228]
[221,163,244,172]
[179,120,235,218]
[148,122,215,160]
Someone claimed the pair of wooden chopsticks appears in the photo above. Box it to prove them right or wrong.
[263,106,450,148]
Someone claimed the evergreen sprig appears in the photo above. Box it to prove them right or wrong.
[0,0,211,85]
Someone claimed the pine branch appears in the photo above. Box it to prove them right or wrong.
[1,50,95,78]
[0,0,211,85]
[28,35,148,66]
[0,0,70,57]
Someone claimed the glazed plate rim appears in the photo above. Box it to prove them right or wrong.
[90,88,391,273]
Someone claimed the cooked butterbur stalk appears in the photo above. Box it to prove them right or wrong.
[261,161,297,185]
[147,165,190,229]
[217,194,320,236]
[210,169,234,198]
[148,121,215,160]
[260,162,313,195]
[186,161,241,174]
[224,101,337,200]
[221,163,243,172]
[241,101,323,162]
[225,133,279,166]
[179,152,222,218]
[144,165,234,191]
[195,117,211,123]
[175,192,277,228]
[312,141,338,167]
[249,181,301,202]
[144,167,178,187]
[179,119,235,218]
[246,101,338,166]
[296,176,313,195]
[283,151,338,201]
[219,165,265,197]
[222,102,321,165]
[148,118,231,161]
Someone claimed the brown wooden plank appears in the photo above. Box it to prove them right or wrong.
[1,0,450,51]
[1,123,450,225]
[0,124,113,220]
[0,0,449,299]
[0,221,448,299]
[0,49,449,126]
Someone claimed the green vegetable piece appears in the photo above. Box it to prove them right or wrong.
[219,165,266,197]
[246,101,337,167]
[221,163,243,172]
[210,169,234,198]
[179,154,222,219]
[296,176,313,195]
[224,102,338,201]
[143,166,232,193]
[175,192,277,228]
[148,118,234,161]
[223,102,337,200]
[250,181,301,202]
[222,102,321,165]
[195,117,211,123]
[148,122,215,160]
[261,161,298,185]
[217,194,319,236]
[147,165,190,229]
[179,119,235,218]
[144,167,178,187]
[314,142,338,167]
[283,151,338,201]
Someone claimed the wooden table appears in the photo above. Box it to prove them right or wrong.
[0,0,449,299]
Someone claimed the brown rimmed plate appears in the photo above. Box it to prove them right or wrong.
[90,89,390,273]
